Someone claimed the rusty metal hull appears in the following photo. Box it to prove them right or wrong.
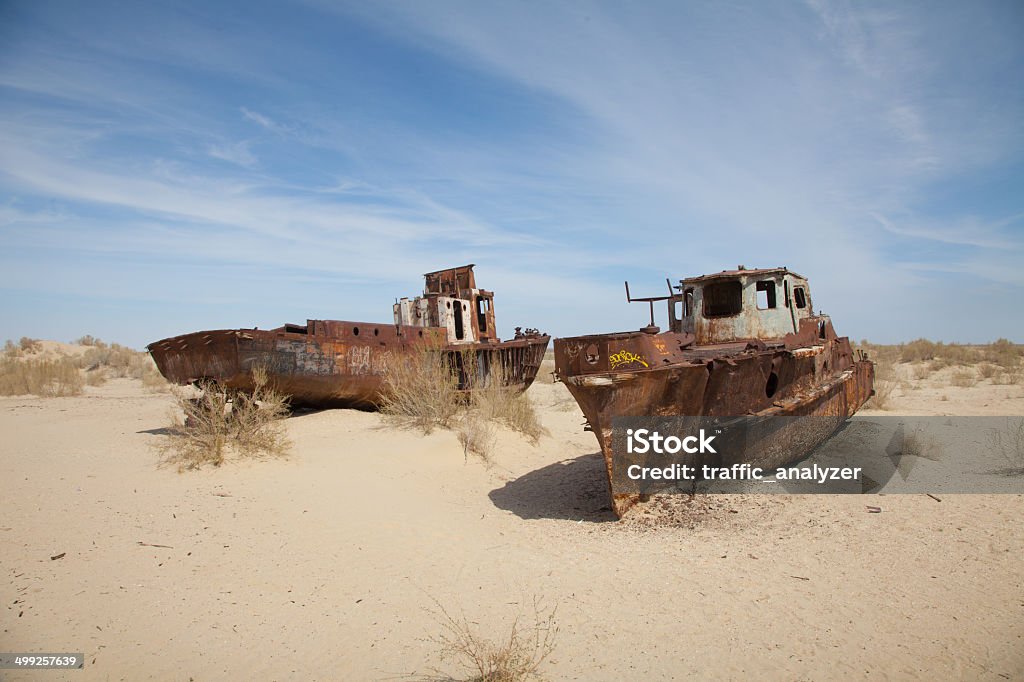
[149,323,549,409]
[554,318,874,516]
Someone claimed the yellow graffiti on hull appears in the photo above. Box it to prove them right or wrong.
[609,350,649,370]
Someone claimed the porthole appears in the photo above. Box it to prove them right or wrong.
[353,326,359,336]
[585,343,599,365]
[765,372,779,398]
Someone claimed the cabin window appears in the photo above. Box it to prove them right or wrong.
[683,288,694,317]
[756,281,777,310]
[476,296,490,334]
[794,286,807,309]
[453,302,464,340]
[702,280,742,318]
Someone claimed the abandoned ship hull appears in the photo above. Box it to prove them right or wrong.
[149,324,549,409]
[555,320,874,516]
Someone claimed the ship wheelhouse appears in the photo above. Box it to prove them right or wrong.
[668,267,814,344]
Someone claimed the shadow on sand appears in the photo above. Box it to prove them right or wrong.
[489,452,618,522]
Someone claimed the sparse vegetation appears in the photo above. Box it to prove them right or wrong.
[426,597,558,682]
[381,344,546,459]
[987,417,1024,476]
[468,361,546,445]
[79,341,166,389]
[950,369,978,388]
[0,356,84,397]
[854,338,1023,411]
[456,413,497,462]
[158,366,290,471]
[380,343,461,433]
[0,335,167,396]
[867,379,895,410]
[19,337,42,353]
[911,363,933,381]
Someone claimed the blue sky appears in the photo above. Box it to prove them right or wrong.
[1,0,1022,348]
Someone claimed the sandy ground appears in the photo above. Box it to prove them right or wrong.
[2,365,1023,680]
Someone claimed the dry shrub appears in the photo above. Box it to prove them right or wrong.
[427,597,558,682]
[457,413,496,462]
[911,363,933,381]
[898,339,981,366]
[78,342,167,389]
[85,370,107,387]
[986,338,1021,369]
[901,428,941,461]
[382,345,546,460]
[0,356,83,397]
[75,335,102,346]
[993,371,1021,386]
[159,367,290,470]
[380,343,461,433]
[988,418,1024,476]
[140,363,169,390]
[900,339,937,363]
[978,363,999,380]
[950,369,978,388]
[866,355,897,410]
[867,380,895,410]
[469,361,546,444]
[19,337,42,353]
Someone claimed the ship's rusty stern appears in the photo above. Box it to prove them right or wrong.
[554,267,874,516]
[149,265,549,408]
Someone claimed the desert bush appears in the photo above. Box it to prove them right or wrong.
[911,363,933,381]
[380,343,461,433]
[457,413,497,462]
[159,367,290,470]
[19,337,42,353]
[382,345,546,459]
[898,339,981,366]
[0,356,83,397]
[900,339,937,363]
[950,369,978,388]
[986,338,1021,369]
[978,363,999,380]
[867,380,895,410]
[78,342,166,388]
[85,370,107,387]
[987,418,1024,476]
[428,597,558,682]
[469,362,546,445]
[140,362,168,390]
[75,335,104,347]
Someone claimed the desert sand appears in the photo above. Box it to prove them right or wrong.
[2,357,1023,680]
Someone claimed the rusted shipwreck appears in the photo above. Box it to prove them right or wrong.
[554,267,874,516]
[149,265,549,408]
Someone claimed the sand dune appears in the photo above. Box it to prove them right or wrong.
[2,364,1023,680]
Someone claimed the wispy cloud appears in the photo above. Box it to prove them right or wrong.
[0,1,1021,345]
